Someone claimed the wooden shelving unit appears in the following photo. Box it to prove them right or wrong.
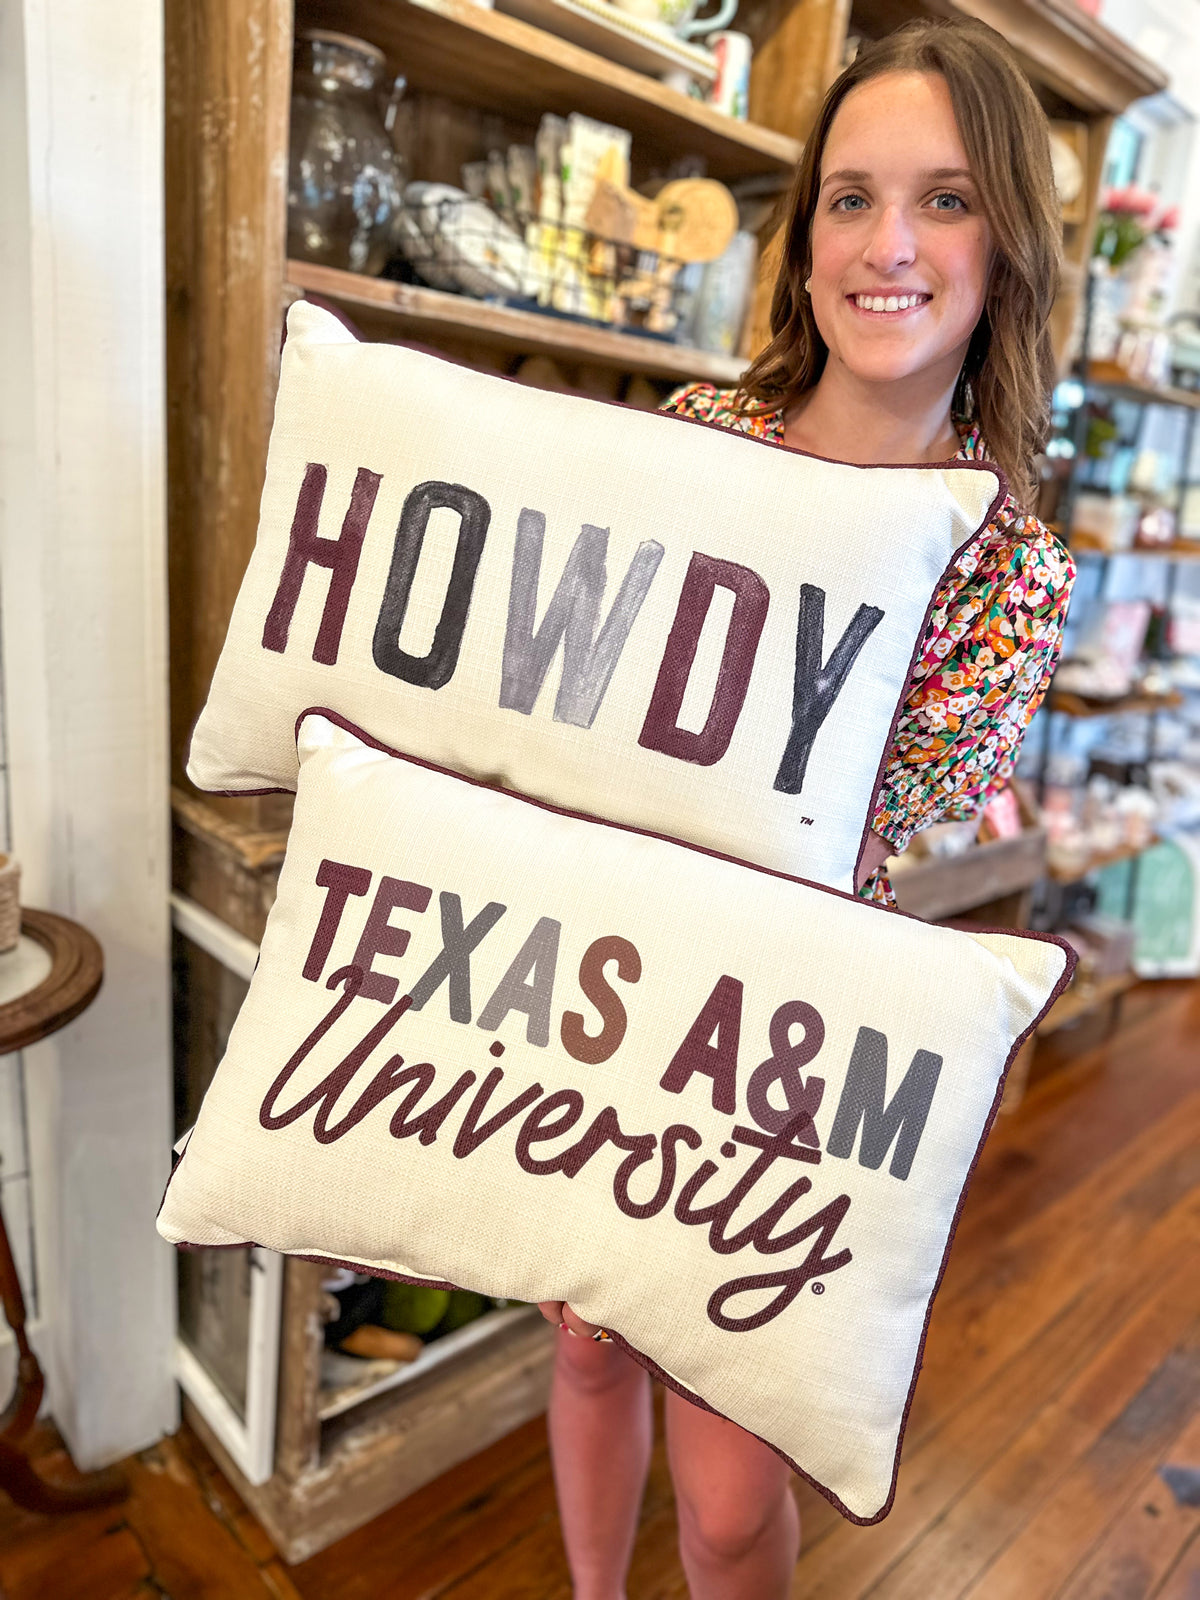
[1046,834,1159,885]
[304,0,800,180]
[166,0,1169,1562]
[1037,969,1137,1035]
[1068,538,1200,561]
[287,259,747,383]
[1049,688,1184,720]
[1086,361,1200,412]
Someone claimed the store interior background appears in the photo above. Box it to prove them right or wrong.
[0,0,1199,1585]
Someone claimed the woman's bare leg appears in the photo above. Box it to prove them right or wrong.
[664,1385,800,1600]
[546,1326,654,1600]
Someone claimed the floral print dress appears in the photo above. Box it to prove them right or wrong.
[661,382,1076,906]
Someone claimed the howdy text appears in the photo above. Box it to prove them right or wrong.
[262,470,888,794]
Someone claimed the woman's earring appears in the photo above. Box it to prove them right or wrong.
[804,277,813,294]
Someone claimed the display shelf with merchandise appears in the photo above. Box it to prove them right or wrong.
[285,260,747,382]
[1046,833,1159,885]
[303,0,799,180]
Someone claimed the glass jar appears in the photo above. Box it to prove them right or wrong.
[287,30,406,277]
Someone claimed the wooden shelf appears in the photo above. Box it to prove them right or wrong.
[318,1305,536,1424]
[493,0,718,85]
[1037,969,1137,1035]
[1069,538,1200,562]
[1047,835,1158,885]
[1050,689,1184,720]
[890,827,1047,923]
[849,0,1166,116]
[287,259,747,384]
[1086,362,1200,411]
[301,0,801,181]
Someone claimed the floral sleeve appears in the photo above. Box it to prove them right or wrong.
[871,502,1076,855]
[653,383,1077,904]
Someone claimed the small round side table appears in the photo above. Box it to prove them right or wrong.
[0,908,128,1511]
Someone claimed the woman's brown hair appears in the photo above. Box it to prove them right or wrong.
[737,18,1061,510]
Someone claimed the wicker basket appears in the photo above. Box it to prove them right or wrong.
[0,854,20,954]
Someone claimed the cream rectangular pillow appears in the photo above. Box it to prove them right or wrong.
[186,302,1002,890]
[160,710,1072,1523]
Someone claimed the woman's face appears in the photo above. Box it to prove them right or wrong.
[808,71,992,393]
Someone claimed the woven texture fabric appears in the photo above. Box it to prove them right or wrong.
[660,382,1076,906]
[161,712,1071,1523]
[187,302,1001,892]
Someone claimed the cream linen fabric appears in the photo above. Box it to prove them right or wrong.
[186,301,1001,891]
[161,713,1070,1523]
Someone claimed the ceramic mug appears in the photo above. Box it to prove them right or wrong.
[652,0,739,40]
[708,30,751,118]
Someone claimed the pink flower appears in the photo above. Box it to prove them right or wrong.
[1103,184,1159,218]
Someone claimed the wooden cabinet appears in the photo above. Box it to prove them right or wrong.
[165,0,1163,1560]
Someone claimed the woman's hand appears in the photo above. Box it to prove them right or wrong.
[538,1300,602,1338]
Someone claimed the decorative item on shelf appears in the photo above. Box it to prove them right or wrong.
[396,181,533,299]
[706,30,752,119]
[1094,184,1163,271]
[1053,599,1151,702]
[0,854,19,954]
[655,0,738,39]
[496,0,718,89]
[1171,594,1200,657]
[1095,835,1200,979]
[392,130,743,346]
[1042,773,1159,880]
[1135,502,1176,548]
[1069,490,1140,553]
[1048,121,1088,227]
[1168,309,1200,392]
[684,229,757,354]
[1083,188,1181,380]
[338,1325,423,1361]
[287,30,407,278]
[979,786,1024,843]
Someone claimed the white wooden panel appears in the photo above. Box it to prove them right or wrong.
[0,1055,28,1182]
[0,0,175,1466]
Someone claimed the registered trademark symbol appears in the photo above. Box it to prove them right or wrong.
[812,1282,825,1295]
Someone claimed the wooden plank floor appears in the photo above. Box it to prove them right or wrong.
[1,978,1197,1600]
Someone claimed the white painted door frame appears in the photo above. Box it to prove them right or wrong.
[0,0,176,1465]
[170,894,281,1486]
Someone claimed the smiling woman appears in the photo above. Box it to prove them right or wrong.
[546,21,1077,1599]
[737,19,1062,513]
[662,20,1075,921]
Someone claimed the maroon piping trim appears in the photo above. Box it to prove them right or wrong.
[293,707,1072,947]
[192,319,1006,891]
[162,706,1073,1524]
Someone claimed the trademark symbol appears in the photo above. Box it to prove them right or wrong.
[812,1282,825,1295]
[800,816,814,827]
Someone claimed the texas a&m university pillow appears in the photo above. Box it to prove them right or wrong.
[161,710,1072,1523]
[186,302,1003,891]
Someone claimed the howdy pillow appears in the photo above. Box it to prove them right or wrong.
[186,302,1002,891]
[160,711,1072,1522]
